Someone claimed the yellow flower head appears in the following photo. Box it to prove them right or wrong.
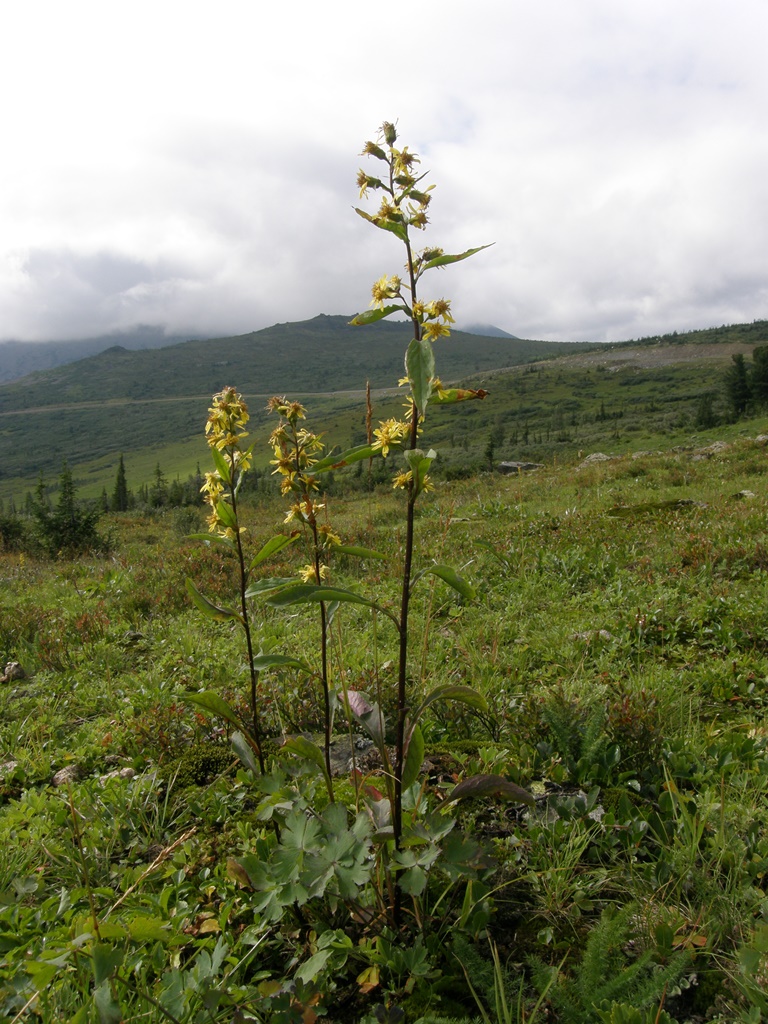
[371,275,402,308]
[392,470,413,490]
[423,321,451,342]
[426,299,455,324]
[299,563,330,584]
[206,388,249,450]
[372,418,407,457]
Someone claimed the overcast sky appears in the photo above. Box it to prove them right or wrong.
[2,0,767,344]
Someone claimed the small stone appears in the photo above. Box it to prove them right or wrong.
[52,764,82,787]
[731,490,757,501]
[1,662,26,684]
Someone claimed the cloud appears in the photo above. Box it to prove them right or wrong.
[1,0,767,342]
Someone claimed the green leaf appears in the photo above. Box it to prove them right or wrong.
[444,773,535,806]
[231,730,260,774]
[420,243,494,273]
[412,684,488,727]
[295,948,334,984]
[350,304,408,326]
[355,207,408,242]
[214,498,237,530]
[186,532,235,551]
[126,916,171,943]
[406,336,435,418]
[282,736,333,798]
[404,447,437,497]
[309,443,379,474]
[266,584,375,609]
[185,578,242,623]
[93,981,122,1024]
[428,385,490,405]
[210,445,232,485]
[402,724,425,790]
[250,653,312,674]
[423,564,476,601]
[92,943,123,987]
[182,691,243,730]
[334,544,386,560]
[244,576,298,598]
[249,532,299,570]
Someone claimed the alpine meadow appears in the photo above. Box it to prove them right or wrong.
[3,123,768,1024]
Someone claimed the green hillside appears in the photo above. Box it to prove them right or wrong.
[2,315,767,504]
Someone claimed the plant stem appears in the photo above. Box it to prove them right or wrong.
[231,480,266,774]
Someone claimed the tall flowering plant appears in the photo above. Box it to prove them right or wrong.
[351,121,491,859]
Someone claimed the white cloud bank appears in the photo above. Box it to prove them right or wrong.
[1,0,767,343]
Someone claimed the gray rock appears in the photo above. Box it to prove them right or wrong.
[1,661,26,684]
[52,764,83,787]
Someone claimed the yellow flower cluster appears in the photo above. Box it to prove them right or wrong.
[371,275,402,308]
[299,563,330,584]
[205,387,249,452]
[372,418,408,457]
[201,389,252,540]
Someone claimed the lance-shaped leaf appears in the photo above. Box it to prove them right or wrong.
[249,532,299,570]
[267,584,399,627]
[410,684,488,731]
[250,653,313,675]
[443,773,535,806]
[210,445,232,485]
[350,304,409,326]
[334,544,386,560]
[419,243,494,274]
[186,578,243,623]
[187,532,235,552]
[244,576,298,599]
[231,730,260,774]
[402,723,425,791]
[405,336,436,418]
[428,386,490,405]
[308,442,379,474]
[182,690,243,731]
[414,564,476,601]
[214,498,238,530]
[355,207,408,242]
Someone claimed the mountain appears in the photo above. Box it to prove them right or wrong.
[0,314,595,412]
[0,326,206,384]
[460,323,520,339]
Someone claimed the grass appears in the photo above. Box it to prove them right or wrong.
[2,430,768,1020]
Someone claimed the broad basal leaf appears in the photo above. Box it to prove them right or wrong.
[444,773,535,806]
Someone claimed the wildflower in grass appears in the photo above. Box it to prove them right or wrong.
[392,470,413,490]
